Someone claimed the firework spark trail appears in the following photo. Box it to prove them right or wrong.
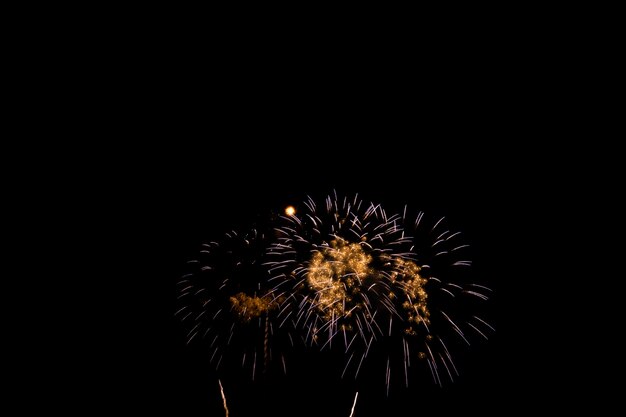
[403,338,409,387]
[264,315,270,370]
[386,357,391,396]
[349,391,359,417]
[218,379,229,417]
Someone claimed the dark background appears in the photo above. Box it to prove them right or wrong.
[103,140,536,416]
[19,11,602,414]
[70,34,557,413]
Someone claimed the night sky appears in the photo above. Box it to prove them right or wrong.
[111,146,531,416]
[37,19,590,414]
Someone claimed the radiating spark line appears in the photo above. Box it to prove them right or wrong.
[438,337,459,376]
[210,346,219,363]
[453,326,471,346]
[345,332,358,352]
[364,335,374,358]
[186,331,198,344]
[252,350,256,380]
[469,283,493,291]
[403,338,409,387]
[441,310,470,345]
[440,288,455,297]
[202,326,211,338]
[354,352,367,379]
[467,321,489,340]
[464,290,489,300]
[431,216,446,232]
[264,316,270,371]
[386,357,391,396]
[355,315,367,343]
[414,211,424,228]
[179,285,193,293]
[279,310,293,328]
[473,315,496,331]
[432,239,445,248]
[342,352,355,379]
[426,344,442,387]
[439,352,454,382]
[186,323,200,338]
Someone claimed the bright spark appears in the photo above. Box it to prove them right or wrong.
[349,391,359,417]
[218,379,229,417]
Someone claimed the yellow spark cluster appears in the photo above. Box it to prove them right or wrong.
[391,258,430,335]
[307,238,373,319]
[304,238,432,342]
[229,292,273,322]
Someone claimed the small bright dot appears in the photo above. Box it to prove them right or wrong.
[285,206,296,216]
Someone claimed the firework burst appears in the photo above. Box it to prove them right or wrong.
[176,190,494,393]
[265,191,494,390]
[175,224,293,379]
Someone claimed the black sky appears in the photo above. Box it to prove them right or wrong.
[105,148,532,417]
[32,14,596,413]
[83,48,550,412]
